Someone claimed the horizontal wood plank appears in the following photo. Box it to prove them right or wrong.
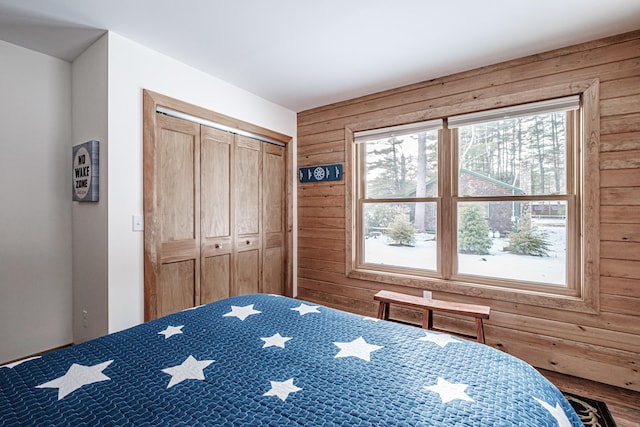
[600,149,640,169]
[601,294,640,316]
[297,258,345,274]
[600,276,640,297]
[600,132,640,153]
[297,247,344,263]
[297,151,345,167]
[602,113,640,134]
[297,216,345,229]
[600,223,640,242]
[600,95,640,116]
[600,76,640,99]
[601,259,640,279]
[601,241,640,261]
[298,195,345,208]
[601,188,640,205]
[297,227,345,240]
[297,140,345,156]
[601,168,640,187]
[298,182,345,197]
[601,206,640,223]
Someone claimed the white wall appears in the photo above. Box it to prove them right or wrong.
[0,40,72,363]
[0,31,298,356]
[105,33,297,333]
[71,34,109,343]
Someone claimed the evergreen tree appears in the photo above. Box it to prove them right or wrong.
[458,205,492,254]
[388,215,416,246]
[507,212,550,256]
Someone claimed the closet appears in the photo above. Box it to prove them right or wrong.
[143,91,289,321]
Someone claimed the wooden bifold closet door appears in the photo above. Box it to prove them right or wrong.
[145,111,285,320]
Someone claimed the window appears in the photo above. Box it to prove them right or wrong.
[451,96,578,289]
[356,120,441,272]
[347,84,599,312]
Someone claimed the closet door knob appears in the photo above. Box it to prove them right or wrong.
[215,243,222,249]
[246,240,251,245]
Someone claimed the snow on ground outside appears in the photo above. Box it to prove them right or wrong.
[364,221,566,285]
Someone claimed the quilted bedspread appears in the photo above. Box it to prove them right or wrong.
[1,294,581,426]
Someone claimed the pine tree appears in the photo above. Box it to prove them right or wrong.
[507,212,550,256]
[458,205,492,254]
[388,215,416,246]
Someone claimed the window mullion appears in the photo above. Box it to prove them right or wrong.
[440,125,453,279]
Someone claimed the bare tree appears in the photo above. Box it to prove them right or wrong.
[414,132,427,231]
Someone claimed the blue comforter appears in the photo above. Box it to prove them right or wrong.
[1,294,581,426]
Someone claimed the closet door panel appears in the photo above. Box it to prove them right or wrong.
[262,144,285,294]
[158,260,196,317]
[159,124,196,241]
[263,246,283,295]
[200,126,233,302]
[201,255,230,304]
[233,250,260,296]
[234,135,262,295]
[201,126,232,239]
[236,136,261,235]
[263,144,284,234]
[151,114,200,317]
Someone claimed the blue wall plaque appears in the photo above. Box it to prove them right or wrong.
[299,164,343,183]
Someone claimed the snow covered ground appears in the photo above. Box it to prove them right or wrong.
[364,223,566,286]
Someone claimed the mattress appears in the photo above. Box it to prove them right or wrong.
[1,293,581,426]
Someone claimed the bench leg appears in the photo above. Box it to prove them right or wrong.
[475,318,485,344]
[377,302,390,320]
[422,309,433,330]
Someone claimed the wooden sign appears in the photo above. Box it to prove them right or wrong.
[72,140,99,202]
[299,164,343,183]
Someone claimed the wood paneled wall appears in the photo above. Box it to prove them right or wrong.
[297,30,640,392]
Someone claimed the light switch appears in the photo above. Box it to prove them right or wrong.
[132,215,144,232]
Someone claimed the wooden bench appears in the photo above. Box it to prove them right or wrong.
[373,290,491,344]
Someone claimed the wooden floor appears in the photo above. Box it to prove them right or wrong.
[539,369,640,427]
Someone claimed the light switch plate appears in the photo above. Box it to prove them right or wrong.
[132,215,144,232]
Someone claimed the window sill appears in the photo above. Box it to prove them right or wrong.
[347,267,599,314]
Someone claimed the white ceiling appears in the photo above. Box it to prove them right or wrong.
[1,0,639,112]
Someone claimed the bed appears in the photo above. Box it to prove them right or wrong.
[1,293,581,426]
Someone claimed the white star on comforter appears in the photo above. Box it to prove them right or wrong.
[291,303,320,315]
[535,398,572,427]
[424,377,474,404]
[2,356,41,369]
[36,360,113,400]
[334,336,383,361]
[261,333,292,348]
[162,355,215,388]
[223,304,261,321]
[418,331,462,348]
[263,378,302,401]
[158,325,184,339]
